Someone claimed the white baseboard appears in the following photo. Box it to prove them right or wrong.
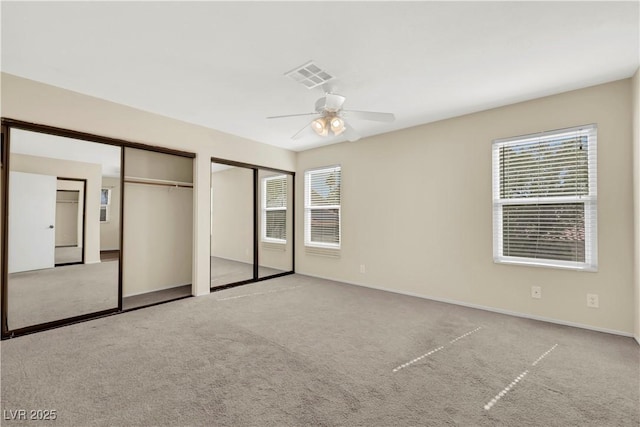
[299,273,635,338]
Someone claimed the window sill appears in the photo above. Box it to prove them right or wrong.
[494,257,597,272]
[262,238,286,244]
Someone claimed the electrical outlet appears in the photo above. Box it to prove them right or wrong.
[359,264,366,274]
[531,286,542,299]
[587,293,599,308]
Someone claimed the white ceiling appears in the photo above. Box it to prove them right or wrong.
[2,2,639,152]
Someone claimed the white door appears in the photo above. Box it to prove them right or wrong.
[9,171,57,273]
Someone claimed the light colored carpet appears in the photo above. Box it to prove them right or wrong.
[210,256,286,288]
[7,261,118,330]
[54,246,82,264]
[1,274,638,426]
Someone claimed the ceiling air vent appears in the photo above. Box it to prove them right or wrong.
[285,60,335,89]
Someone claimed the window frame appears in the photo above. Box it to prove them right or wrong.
[304,165,342,249]
[492,124,598,271]
[261,174,287,244]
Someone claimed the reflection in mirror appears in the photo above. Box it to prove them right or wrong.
[210,163,254,288]
[7,128,121,330]
[55,180,85,265]
[258,170,293,278]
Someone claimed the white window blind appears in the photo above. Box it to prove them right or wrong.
[100,188,111,222]
[305,166,341,248]
[492,124,597,271]
[262,175,287,242]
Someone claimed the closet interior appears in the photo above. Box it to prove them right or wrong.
[122,148,193,310]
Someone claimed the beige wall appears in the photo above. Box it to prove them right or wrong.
[633,68,640,343]
[100,177,121,251]
[1,72,296,296]
[11,153,101,264]
[297,79,635,335]
[210,167,253,263]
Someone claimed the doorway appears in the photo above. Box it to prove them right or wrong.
[55,178,86,266]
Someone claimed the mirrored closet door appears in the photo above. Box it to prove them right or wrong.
[257,170,293,278]
[4,127,121,332]
[210,162,255,287]
[210,158,294,290]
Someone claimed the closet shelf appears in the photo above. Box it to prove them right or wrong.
[124,176,193,188]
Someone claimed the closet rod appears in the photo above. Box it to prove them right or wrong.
[124,179,193,188]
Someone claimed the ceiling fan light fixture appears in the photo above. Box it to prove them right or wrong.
[312,117,329,136]
[330,116,345,136]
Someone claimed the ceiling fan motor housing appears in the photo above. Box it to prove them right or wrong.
[315,94,346,114]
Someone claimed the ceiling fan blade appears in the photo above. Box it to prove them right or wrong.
[291,120,316,139]
[343,123,361,142]
[342,110,395,122]
[267,112,318,120]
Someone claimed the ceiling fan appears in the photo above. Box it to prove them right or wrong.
[266,93,395,142]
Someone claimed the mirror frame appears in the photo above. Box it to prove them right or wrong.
[1,118,195,339]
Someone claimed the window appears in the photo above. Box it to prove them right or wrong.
[100,188,111,222]
[305,166,341,248]
[262,175,287,243]
[492,124,597,271]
